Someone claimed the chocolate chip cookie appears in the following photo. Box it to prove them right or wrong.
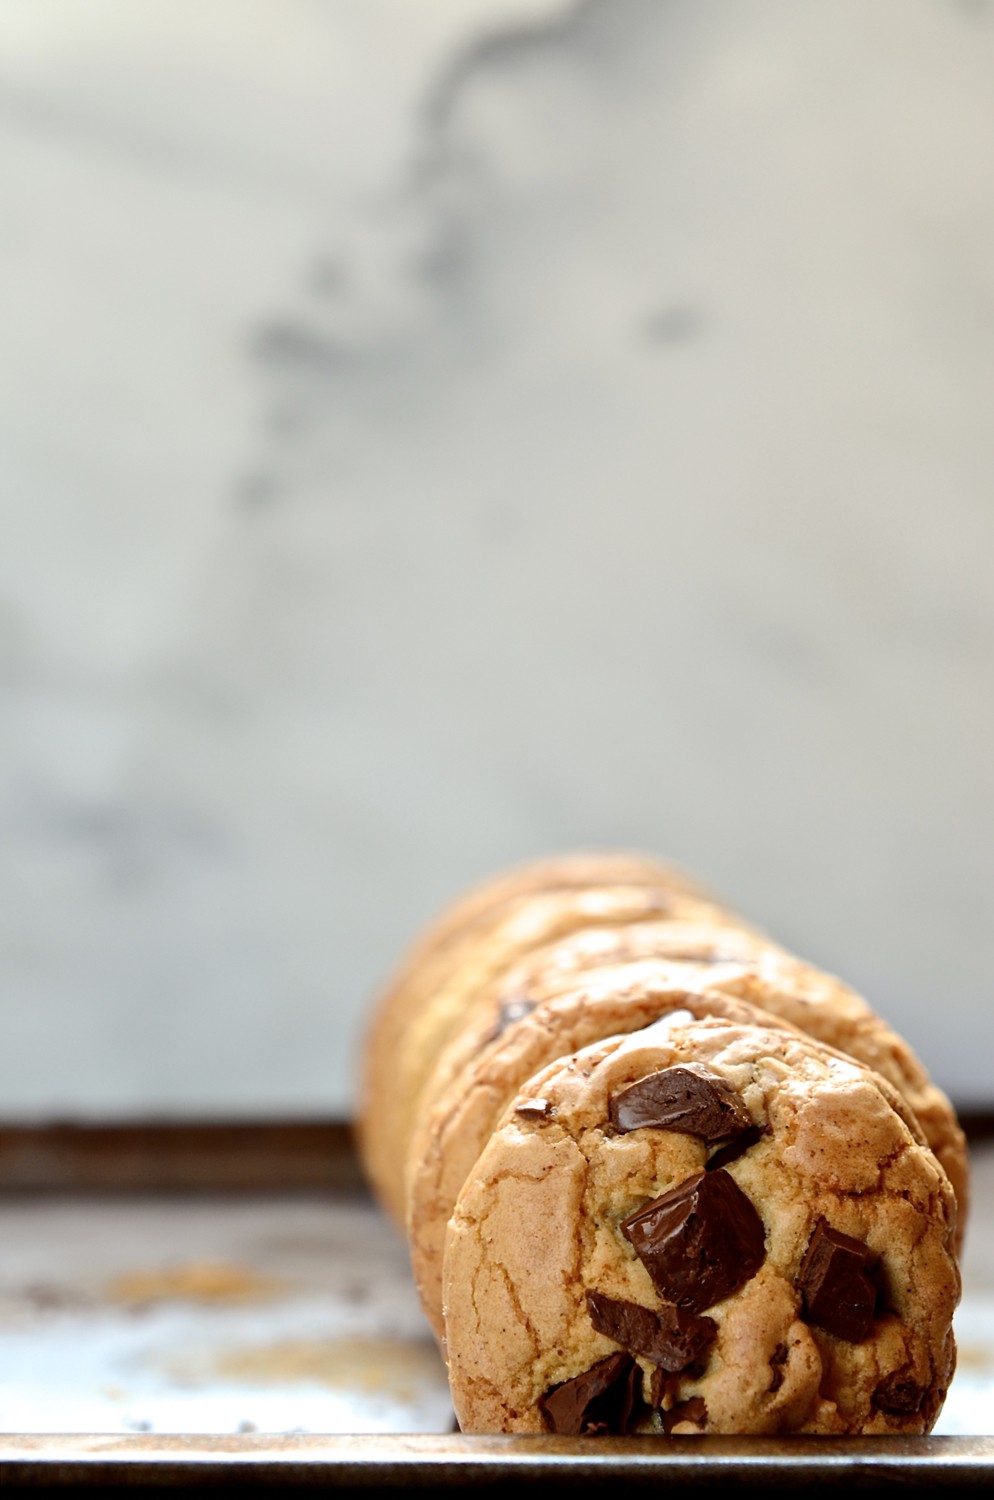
[407,926,966,1344]
[442,1015,959,1434]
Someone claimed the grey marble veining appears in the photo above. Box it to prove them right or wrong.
[1,0,993,1117]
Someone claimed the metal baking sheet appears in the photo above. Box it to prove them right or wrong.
[0,1192,453,1437]
[2,1433,994,1494]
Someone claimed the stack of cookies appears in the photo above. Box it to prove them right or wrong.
[357,853,964,1436]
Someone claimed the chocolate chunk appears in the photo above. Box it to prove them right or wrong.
[610,1064,754,1142]
[768,1341,789,1393]
[706,1125,764,1171]
[483,995,536,1046]
[662,1396,708,1434]
[538,1351,644,1435]
[614,1356,644,1434]
[797,1219,878,1343]
[873,1371,926,1416]
[621,1169,766,1312]
[515,1097,552,1121]
[648,1366,669,1410]
[586,1290,717,1374]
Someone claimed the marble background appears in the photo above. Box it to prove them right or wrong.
[1,0,993,1118]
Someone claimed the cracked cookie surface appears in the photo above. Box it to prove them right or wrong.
[442,1015,959,1435]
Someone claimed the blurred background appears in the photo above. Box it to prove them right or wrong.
[2,0,993,1122]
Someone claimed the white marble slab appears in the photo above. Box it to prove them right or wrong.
[1,0,993,1117]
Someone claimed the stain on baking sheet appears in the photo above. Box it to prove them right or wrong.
[23,1281,94,1312]
[107,1260,287,1307]
[214,1336,445,1400]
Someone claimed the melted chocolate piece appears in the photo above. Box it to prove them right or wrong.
[614,1356,644,1434]
[798,1219,878,1343]
[586,1289,717,1374]
[621,1169,766,1313]
[610,1064,753,1143]
[482,996,536,1047]
[538,1351,644,1435]
[662,1396,708,1434]
[515,1097,552,1121]
[648,1366,669,1410]
[873,1371,926,1416]
[706,1125,764,1171]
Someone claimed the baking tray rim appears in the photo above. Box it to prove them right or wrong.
[2,1432,993,1490]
